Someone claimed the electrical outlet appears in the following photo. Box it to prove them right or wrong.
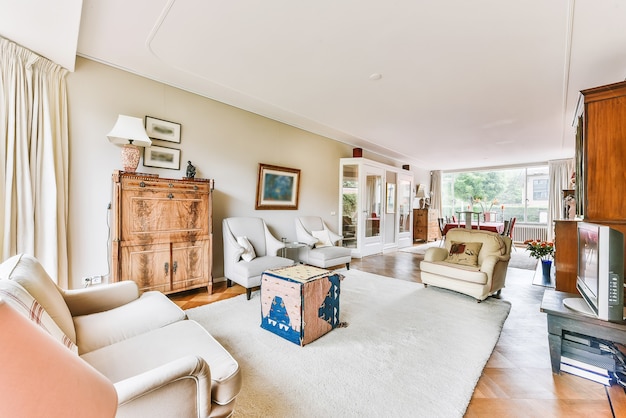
[91,275,102,284]
[83,277,92,287]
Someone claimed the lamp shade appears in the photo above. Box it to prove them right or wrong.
[107,115,152,172]
[106,115,152,147]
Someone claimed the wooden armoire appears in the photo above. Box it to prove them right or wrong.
[110,171,214,294]
[554,81,626,292]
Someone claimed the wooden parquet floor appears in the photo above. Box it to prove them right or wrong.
[169,246,626,417]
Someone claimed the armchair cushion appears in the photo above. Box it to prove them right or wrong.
[0,279,77,353]
[236,236,256,261]
[445,241,483,267]
[73,291,187,354]
[0,254,76,343]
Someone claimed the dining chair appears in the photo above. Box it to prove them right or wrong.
[506,217,517,251]
[437,218,446,247]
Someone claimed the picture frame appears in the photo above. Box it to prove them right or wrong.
[255,164,301,210]
[145,116,181,143]
[386,183,396,213]
[143,145,181,170]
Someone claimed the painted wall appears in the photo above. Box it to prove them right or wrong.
[66,57,430,289]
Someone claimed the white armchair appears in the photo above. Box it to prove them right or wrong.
[223,217,294,299]
[295,216,351,270]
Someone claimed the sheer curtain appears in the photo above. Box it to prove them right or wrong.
[429,170,442,214]
[0,37,69,286]
[547,158,574,242]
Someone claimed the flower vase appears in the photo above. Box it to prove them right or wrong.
[541,260,552,281]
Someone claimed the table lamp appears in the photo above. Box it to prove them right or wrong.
[107,115,152,173]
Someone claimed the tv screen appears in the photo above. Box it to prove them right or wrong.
[570,222,625,322]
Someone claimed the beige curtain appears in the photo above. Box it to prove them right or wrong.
[430,170,442,214]
[547,158,574,242]
[0,37,69,286]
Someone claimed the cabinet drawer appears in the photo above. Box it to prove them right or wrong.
[121,244,171,293]
[121,177,211,194]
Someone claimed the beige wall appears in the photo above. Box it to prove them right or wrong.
[66,57,429,289]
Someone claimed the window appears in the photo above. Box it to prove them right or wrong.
[441,165,548,224]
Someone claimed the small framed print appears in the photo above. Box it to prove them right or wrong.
[143,145,181,170]
[255,164,301,210]
[145,116,181,143]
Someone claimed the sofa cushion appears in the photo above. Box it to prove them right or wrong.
[81,320,242,406]
[445,241,483,266]
[232,256,293,280]
[0,254,76,343]
[236,236,256,262]
[420,261,487,284]
[73,291,187,354]
[0,279,78,354]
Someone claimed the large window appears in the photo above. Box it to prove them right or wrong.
[441,165,549,224]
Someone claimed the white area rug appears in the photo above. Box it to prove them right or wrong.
[186,269,511,417]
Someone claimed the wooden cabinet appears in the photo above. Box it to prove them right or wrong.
[413,209,439,242]
[555,81,626,292]
[111,171,214,294]
[553,220,579,294]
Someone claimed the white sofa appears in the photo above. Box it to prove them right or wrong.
[0,254,241,418]
[222,217,293,299]
[419,228,512,301]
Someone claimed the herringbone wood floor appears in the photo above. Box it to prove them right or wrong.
[170,246,626,417]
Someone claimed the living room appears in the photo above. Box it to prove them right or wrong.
[3,1,626,417]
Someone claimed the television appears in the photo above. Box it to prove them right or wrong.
[563,222,625,322]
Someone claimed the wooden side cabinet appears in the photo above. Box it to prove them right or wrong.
[413,209,439,242]
[111,171,214,295]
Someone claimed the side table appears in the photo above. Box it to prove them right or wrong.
[280,242,307,263]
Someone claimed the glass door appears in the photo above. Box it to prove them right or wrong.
[397,173,413,248]
[361,165,384,256]
[340,164,358,249]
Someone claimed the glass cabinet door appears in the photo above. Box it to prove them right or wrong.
[364,173,382,238]
[398,178,412,233]
[341,164,358,249]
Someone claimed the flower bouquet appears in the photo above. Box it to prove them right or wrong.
[524,239,555,260]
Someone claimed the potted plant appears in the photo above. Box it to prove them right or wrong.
[524,239,555,280]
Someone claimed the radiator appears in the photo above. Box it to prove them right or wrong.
[512,224,548,243]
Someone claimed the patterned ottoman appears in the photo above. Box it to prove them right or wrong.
[260,265,342,346]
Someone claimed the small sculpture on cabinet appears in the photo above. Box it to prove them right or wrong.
[186,161,196,179]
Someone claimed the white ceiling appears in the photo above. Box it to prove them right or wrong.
[4,0,626,170]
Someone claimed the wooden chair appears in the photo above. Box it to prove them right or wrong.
[437,218,446,246]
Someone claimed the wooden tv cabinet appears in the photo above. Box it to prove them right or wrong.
[540,289,626,374]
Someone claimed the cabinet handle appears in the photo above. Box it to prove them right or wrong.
[194,185,198,190]
[167,193,174,199]
[172,261,178,273]
[164,262,169,275]
[139,181,146,188]
[168,183,173,188]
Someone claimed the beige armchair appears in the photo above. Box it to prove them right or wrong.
[0,254,242,417]
[419,229,512,301]
[223,217,294,299]
[295,216,351,270]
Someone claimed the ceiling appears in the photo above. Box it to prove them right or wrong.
[4,0,626,171]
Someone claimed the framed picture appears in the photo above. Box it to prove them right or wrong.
[255,164,301,210]
[386,183,396,213]
[143,145,181,170]
[145,116,181,143]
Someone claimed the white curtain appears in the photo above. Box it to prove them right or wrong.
[547,158,574,242]
[430,170,442,214]
[0,37,69,286]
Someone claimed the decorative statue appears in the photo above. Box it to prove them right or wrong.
[186,161,196,179]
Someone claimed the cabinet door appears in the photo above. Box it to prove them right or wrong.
[121,180,210,244]
[121,243,171,292]
[171,240,210,292]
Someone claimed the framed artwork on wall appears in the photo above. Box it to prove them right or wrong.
[255,163,301,210]
[145,116,181,143]
[143,145,181,170]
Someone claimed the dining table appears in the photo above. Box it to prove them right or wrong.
[443,221,505,235]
